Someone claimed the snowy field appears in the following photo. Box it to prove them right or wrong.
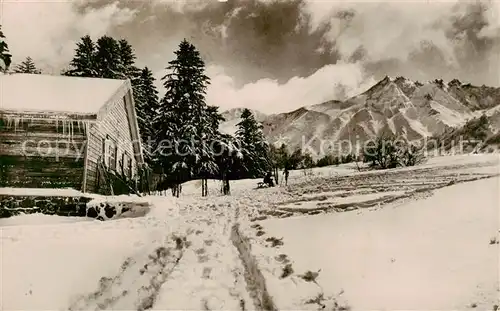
[1,154,499,310]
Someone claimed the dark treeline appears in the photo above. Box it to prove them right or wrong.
[62,35,274,197]
[0,27,366,196]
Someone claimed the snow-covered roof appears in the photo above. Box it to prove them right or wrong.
[0,73,127,115]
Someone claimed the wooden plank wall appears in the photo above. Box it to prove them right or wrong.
[85,87,138,194]
[0,156,84,188]
[85,128,101,192]
[0,117,87,189]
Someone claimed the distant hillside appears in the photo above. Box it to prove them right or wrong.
[219,76,500,157]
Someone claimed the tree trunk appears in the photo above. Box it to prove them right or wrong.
[143,168,151,195]
[171,178,181,198]
[201,178,208,197]
[221,172,230,195]
[223,178,230,195]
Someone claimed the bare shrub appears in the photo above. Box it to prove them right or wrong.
[305,292,351,311]
[363,135,401,169]
[265,237,284,247]
[303,167,314,177]
[275,254,290,263]
[256,230,266,236]
[364,134,425,169]
[299,270,320,283]
[400,142,426,166]
[280,263,294,278]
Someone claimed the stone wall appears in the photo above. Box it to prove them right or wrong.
[0,195,151,221]
[0,195,92,218]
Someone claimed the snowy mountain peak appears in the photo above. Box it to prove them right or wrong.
[368,75,394,90]
[448,78,462,88]
[219,76,500,157]
[383,75,395,82]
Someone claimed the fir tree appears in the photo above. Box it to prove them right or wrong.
[118,39,141,81]
[235,108,270,178]
[135,67,159,162]
[13,56,41,74]
[205,106,225,134]
[198,105,225,196]
[0,25,12,72]
[95,36,122,79]
[302,152,314,168]
[155,39,216,197]
[64,35,98,77]
[277,143,290,168]
[65,36,140,79]
[117,39,148,154]
[214,133,244,195]
[268,143,291,183]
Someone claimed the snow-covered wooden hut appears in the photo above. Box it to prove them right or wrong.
[0,73,144,193]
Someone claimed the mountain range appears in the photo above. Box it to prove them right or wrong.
[220,76,500,158]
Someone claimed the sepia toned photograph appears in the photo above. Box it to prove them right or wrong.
[0,0,499,310]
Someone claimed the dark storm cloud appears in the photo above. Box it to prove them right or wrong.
[76,0,341,86]
[354,1,499,85]
[200,0,341,84]
[75,0,499,88]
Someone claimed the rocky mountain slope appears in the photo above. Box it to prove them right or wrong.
[220,76,500,157]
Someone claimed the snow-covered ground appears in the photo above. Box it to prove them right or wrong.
[250,176,499,310]
[1,196,250,310]
[1,154,499,310]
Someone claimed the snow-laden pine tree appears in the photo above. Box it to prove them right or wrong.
[13,57,41,74]
[118,39,141,81]
[0,25,12,73]
[155,39,219,197]
[198,105,225,196]
[95,36,122,79]
[116,39,152,160]
[65,36,138,79]
[64,35,98,77]
[235,108,270,178]
[134,67,159,163]
[214,133,245,195]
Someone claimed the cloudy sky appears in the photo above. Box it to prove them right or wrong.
[1,0,499,114]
